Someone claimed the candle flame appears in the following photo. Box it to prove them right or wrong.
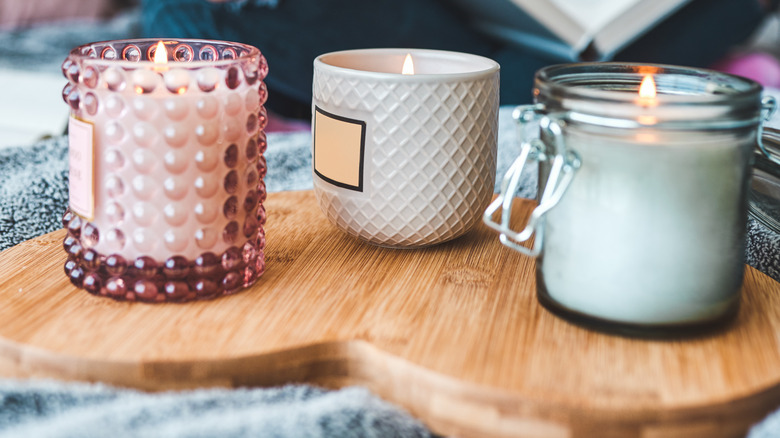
[137,41,169,93]
[402,54,414,75]
[639,75,656,99]
[153,41,168,65]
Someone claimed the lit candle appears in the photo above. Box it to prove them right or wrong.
[638,74,656,99]
[61,38,269,302]
[401,53,414,75]
[312,48,499,247]
[636,74,658,140]
[487,63,776,333]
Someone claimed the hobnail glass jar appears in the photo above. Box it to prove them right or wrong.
[61,38,269,302]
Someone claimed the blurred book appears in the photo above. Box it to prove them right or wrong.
[449,0,692,61]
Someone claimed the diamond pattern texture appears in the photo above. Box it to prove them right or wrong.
[313,67,498,247]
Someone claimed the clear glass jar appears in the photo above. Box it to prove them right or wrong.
[485,62,777,335]
[750,127,780,234]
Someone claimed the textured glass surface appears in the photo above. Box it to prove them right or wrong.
[62,38,268,302]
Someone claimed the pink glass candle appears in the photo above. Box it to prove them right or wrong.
[61,39,268,302]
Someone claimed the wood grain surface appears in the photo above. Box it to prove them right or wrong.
[1,190,780,437]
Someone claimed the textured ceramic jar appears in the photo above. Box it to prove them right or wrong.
[312,48,499,247]
[61,38,269,302]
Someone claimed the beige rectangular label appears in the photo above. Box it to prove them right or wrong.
[68,116,95,220]
[313,107,366,192]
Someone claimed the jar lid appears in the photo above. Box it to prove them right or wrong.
[750,127,780,233]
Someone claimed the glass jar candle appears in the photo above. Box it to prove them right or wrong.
[485,63,777,335]
[61,39,269,302]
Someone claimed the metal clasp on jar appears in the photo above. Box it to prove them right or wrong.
[483,104,580,257]
[759,96,779,165]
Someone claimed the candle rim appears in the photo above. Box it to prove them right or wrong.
[68,38,262,69]
[314,48,499,79]
[535,62,763,106]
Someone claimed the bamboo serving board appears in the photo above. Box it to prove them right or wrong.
[2,190,780,437]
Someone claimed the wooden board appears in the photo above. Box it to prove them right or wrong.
[1,190,780,437]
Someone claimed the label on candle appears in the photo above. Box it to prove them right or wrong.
[68,116,95,220]
[313,106,365,192]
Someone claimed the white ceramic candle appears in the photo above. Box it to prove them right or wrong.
[312,48,499,247]
[485,63,777,334]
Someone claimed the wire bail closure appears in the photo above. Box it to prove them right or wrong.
[759,96,779,165]
[483,104,580,257]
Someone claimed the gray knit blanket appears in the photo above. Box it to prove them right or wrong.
[0,382,428,438]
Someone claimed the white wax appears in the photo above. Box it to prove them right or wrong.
[539,128,752,324]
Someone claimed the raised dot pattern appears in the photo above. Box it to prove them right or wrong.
[62,39,268,302]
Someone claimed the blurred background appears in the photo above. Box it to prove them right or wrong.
[1,0,779,149]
